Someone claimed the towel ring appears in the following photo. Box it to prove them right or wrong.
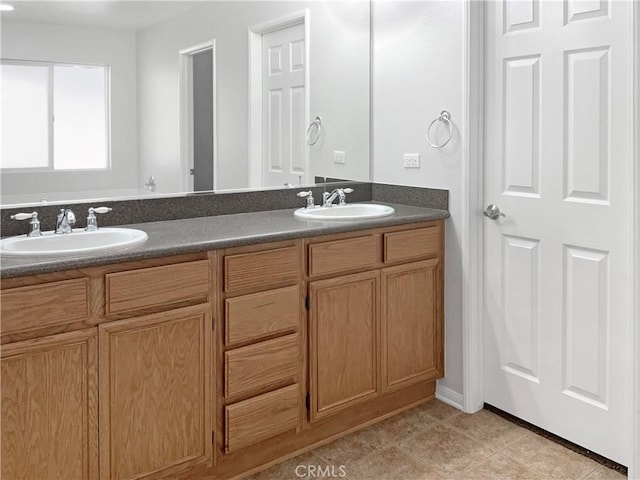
[426,110,452,149]
[306,116,322,146]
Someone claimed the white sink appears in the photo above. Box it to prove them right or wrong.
[0,228,148,257]
[294,204,395,221]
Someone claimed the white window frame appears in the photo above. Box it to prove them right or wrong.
[0,58,111,173]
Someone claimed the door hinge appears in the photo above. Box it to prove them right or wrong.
[305,393,310,410]
[212,431,215,444]
[305,296,310,310]
[212,317,215,330]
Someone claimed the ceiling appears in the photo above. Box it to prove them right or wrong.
[1,1,200,32]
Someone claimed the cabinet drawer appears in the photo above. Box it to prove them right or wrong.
[106,260,210,316]
[225,384,299,453]
[308,235,381,277]
[225,334,298,398]
[225,286,299,346]
[1,278,89,335]
[384,226,441,263]
[224,247,299,293]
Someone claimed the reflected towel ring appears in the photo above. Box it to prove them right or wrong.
[306,116,322,146]
[426,110,452,149]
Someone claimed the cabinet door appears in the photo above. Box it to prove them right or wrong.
[309,271,379,422]
[381,259,443,393]
[99,305,212,480]
[1,329,98,480]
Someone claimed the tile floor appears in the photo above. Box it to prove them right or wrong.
[244,400,625,480]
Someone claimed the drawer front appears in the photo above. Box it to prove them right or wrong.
[106,260,210,316]
[225,384,299,453]
[384,226,441,263]
[308,235,381,277]
[224,246,299,293]
[225,286,299,346]
[1,278,89,335]
[225,334,299,398]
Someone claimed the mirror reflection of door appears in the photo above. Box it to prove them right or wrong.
[261,22,306,187]
[179,40,216,193]
[192,49,214,192]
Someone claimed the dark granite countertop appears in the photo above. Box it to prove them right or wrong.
[0,202,449,279]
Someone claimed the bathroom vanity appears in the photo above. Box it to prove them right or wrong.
[0,205,446,479]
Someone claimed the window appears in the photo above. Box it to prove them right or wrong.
[1,60,109,171]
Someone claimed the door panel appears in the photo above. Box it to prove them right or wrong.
[1,329,98,480]
[309,271,379,422]
[499,235,540,382]
[484,0,633,464]
[564,47,609,204]
[562,245,609,407]
[99,305,211,480]
[381,259,443,393]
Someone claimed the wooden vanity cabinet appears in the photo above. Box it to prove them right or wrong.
[99,257,213,480]
[380,226,444,391]
[0,220,444,480]
[0,253,214,480]
[218,241,305,456]
[306,222,444,422]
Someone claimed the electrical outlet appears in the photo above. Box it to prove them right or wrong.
[403,153,420,168]
[333,150,346,164]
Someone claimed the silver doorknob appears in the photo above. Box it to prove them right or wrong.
[483,204,505,220]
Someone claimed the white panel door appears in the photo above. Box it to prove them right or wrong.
[484,0,633,464]
[262,23,305,187]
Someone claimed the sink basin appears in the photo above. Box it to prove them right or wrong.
[294,204,395,221]
[0,228,148,257]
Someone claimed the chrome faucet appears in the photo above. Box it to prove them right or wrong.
[10,212,42,237]
[85,207,112,232]
[322,188,353,207]
[55,209,76,234]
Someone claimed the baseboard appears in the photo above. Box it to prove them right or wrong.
[435,383,464,411]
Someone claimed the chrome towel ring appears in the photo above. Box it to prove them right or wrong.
[426,110,452,149]
[306,116,322,146]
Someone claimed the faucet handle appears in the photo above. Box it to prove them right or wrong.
[86,207,112,232]
[297,191,315,209]
[338,187,354,206]
[89,207,113,214]
[11,212,37,221]
[11,212,42,237]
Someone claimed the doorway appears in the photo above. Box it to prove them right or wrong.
[179,40,217,192]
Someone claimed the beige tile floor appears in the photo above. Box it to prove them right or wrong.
[244,399,626,480]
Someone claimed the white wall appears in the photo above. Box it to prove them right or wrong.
[135,1,370,192]
[0,21,139,203]
[373,0,465,397]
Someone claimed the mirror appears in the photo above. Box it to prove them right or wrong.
[0,1,370,206]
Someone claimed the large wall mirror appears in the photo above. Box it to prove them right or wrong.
[0,1,370,206]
